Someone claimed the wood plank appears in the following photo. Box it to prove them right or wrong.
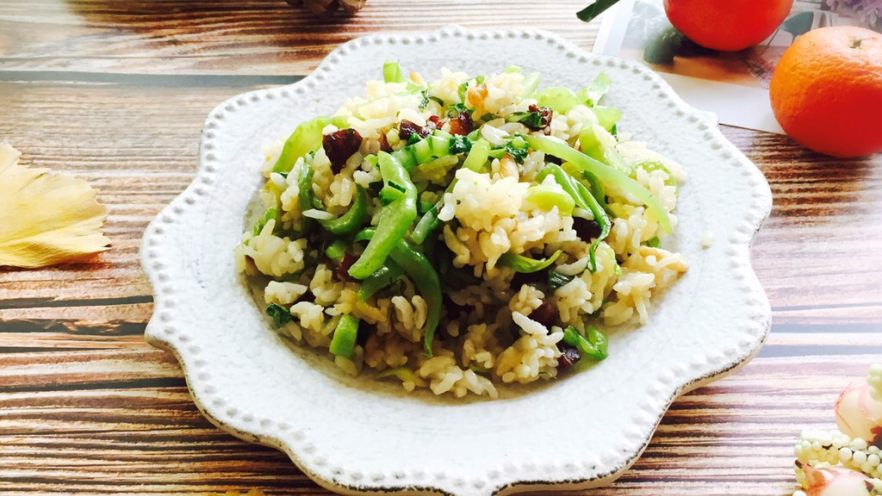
[0,0,601,76]
[0,354,866,494]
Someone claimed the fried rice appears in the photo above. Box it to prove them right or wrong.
[235,63,687,399]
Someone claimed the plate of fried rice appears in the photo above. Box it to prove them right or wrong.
[143,26,772,495]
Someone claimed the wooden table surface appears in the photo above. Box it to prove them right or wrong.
[2,1,881,495]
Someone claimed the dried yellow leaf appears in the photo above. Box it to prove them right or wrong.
[0,143,109,268]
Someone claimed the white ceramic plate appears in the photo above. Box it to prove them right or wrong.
[141,25,772,495]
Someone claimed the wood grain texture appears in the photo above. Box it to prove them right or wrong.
[0,0,601,76]
[1,1,882,494]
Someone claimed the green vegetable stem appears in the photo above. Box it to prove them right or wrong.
[389,240,442,356]
[324,239,347,262]
[527,135,672,233]
[348,152,417,279]
[462,138,491,172]
[318,186,369,235]
[547,270,574,290]
[562,325,609,361]
[355,230,441,356]
[383,61,405,83]
[358,261,405,301]
[499,250,562,273]
[252,207,279,236]
[272,115,348,173]
[329,314,360,358]
[537,163,611,272]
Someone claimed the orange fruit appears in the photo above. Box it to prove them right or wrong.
[664,0,793,51]
[770,26,882,158]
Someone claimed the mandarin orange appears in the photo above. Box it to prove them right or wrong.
[770,26,882,158]
[664,0,793,51]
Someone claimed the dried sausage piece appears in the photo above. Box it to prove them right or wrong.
[323,128,363,173]
[573,217,602,241]
[335,253,359,282]
[448,111,474,136]
[377,131,393,152]
[531,300,557,327]
[398,120,429,142]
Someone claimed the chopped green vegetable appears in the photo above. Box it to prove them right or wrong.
[535,73,612,114]
[411,204,441,245]
[593,106,622,133]
[447,102,468,117]
[359,228,441,355]
[319,186,368,235]
[579,72,613,107]
[389,240,441,356]
[329,314,360,358]
[573,180,611,272]
[499,250,562,273]
[581,169,612,215]
[462,138,491,172]
[536,87,581,114]
[406,79,425,93]
[418,198,434,214]
[353,227,375,243]
[449,135,472,155]
[266,303,293,327]
[525,184,576,215]
[527,135,672,234]
[272,115,348,173]
[252,207,279,236]
[358,260,405,300]
[297,163,321,229]
[469,364,491,374]
[377,366,426,387]
[488,147,507,159]
[297,163,315,211]
[588,326,609,356]
[562,325,608,361]
[538,164,611,272]
[324,239,347,262]
[412,137,434,164]
[418,89,430,110]
[547,270,574,290]
[522,72,541,97]
[431,133,454,155]
[348,152,417,279]
[412,155,459,183]
[457,80,470,103]
[383,60,405,83]
[391,130,470,171]
[505,135,530,163]
[578,124,628,171]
